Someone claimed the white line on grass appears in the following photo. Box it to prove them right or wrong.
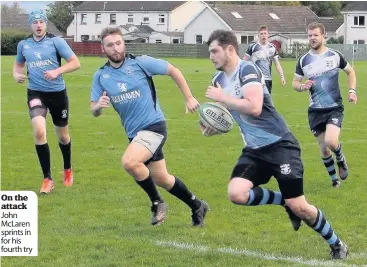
[155,240,365,267]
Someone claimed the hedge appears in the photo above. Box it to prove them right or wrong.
[1,30,30,55]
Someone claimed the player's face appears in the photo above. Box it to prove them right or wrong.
[102,34,125,63]
[258,30,269,42]
[308,28,324,50]
[209,40,229,71]
[31,19,46,37]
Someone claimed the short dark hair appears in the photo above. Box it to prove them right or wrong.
[100,27,123,43]
[207,30,239,54]
[258,25,268,32]
[307,22,326,35]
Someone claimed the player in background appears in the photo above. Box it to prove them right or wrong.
[244,25,286,94]
[90,27,209,226]
[13,9,80,193]
[292,22,357,188]
[200,29,348,259]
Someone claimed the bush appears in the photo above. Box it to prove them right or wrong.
[1,30,30,55]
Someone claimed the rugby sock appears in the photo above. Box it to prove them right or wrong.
[59,141,71,169]
[136,175,163,203]
[308,208,340,246]
[246,187,285,206]
[35,143,51,179]
[322,156,338,182]
[332,143,345,162]
[168,177,202,211]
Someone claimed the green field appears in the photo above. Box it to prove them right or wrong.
[1,56,367,267]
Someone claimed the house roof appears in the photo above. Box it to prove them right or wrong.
[120,25,155,34]
[317,18,344,32]
[342,1,367,12]
[152,31,184,37]
[208,4,320,33]
[73,1,185,12]
[1,13,63,36]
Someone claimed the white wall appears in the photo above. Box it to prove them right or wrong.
[148,32,170,44]
[69,11,170,41]
[184,7,230,44]
[344,13,367,44]
[169,1,206,32]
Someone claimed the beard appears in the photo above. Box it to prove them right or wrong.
[107,52,125,64]
[310,41,322,50]
[214,55,229,71]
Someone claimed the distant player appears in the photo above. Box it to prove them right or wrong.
[13,10,80,193]
[201,29,348,259]
[292,22,357,187]
[244,25,286,94]
[90,27,208,226]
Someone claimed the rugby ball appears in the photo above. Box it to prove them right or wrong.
[199,102,234,133]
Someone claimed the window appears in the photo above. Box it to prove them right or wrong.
[268,12,280,20]
[128,14,134,24]
[143,14,149,24]
[353,16,365,26]
[353,40,365,44]
[97,35,101,39]
[81,14,87,24]
[81,35,89,41]
[172,38,179,44]
[241,36,254,44]
[159,14,165,24]
[110,14,116,24]
[196,35,202,44]
[231,12,242,19]
[155,39,162,44]
[95,14,101,23]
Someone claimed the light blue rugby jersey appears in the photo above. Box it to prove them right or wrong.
[15,33,75,92]
[91,55,168,138]
[245,42,279,81]
[295,48,349,110]
[212,60,290,149]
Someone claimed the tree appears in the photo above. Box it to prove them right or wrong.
[46,1,83,34]
[300,1,342,17]
[1,2,25,17]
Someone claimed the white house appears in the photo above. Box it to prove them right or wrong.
[184,3,343,50]
[67,1,206,42]
[341,2,367,44]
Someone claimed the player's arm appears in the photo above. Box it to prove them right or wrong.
[341,59,357,104]
[273,56,286,86]
[292,58,315,92]
[138,55,199,113]
[44,38,80,80]
[13,41,27,83]
[206,65,263,117]
[243,44,252,60]
[90,72,109,117]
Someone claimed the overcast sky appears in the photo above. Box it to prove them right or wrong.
[4,1,53,13]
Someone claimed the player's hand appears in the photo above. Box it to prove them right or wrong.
[281,77,286,86]
[44,69,60,80]
[199,121,220,137]
[13,73,27,83]
[206,82,226,102]
[185,96,200,114]
[97,91,110,108]
[300,80,315,91]
[348,91,357,104]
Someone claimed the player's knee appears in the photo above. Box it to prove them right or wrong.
[58,135,70,145]
[324,138,338,150]
[121,158,139,173]
[228,190,249,205]
[285,199,309,219]
[34,129,46,143]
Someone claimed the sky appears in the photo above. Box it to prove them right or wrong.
[3,1,53,13]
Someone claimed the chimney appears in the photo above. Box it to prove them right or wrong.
[103,2,107,10]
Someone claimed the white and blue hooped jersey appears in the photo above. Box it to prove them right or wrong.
[212,60,290,149]
[16,33,75,92]
[295,48,349,110]
[245,42,279,81]
[91,55,168,138]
